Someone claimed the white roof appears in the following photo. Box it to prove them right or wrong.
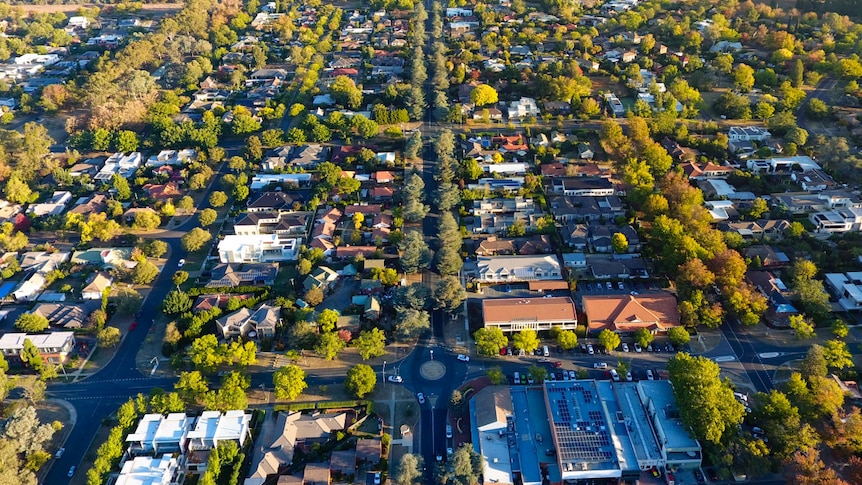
[0,332,74,351]
[126,413,190,445]
[116,454,178,485]
[188,410,250,442]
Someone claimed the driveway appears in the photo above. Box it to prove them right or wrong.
[319,277,360,313]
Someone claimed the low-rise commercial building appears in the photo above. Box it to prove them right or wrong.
[482,297,577,333]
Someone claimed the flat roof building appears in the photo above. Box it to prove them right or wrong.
[482,297,577,333]
[126,413,192,456]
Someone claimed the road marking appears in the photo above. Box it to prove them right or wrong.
[758,352,781,359]
[713,356,736,362]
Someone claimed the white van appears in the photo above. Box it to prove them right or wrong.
[542,345,550,357]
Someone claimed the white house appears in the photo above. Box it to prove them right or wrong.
[66,16,90,30]
[145,149,197,167]
[126,413,193,456]
[604,93,625,117]
[218,234,299,263]
[26,191,73,217]
[187,410,251,452]
[507,97,540,120]
[446,7,473,16]
[728,126,771,142]
[0,332,76,364]
[94,152,142,181]
[116,454,183,485]
[81,271,113,300]
[824,272,862,311]
[476,255,563,282]
[809,208,862,233]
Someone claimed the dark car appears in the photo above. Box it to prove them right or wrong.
[694,469,705,484]
[129,321,138,331]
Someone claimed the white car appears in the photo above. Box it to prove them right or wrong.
[587,344,595,355]
[446,424,453,438]
[621,343,629,352]
[593,362,608,369]
[646,369,655,380]
[568,370,577,380]
[387,375,403,383]
[457,354,470,362]
[374,472,381,485]
[634,343,643,353]
[177,258,186,268]
[625,371,633,381]
[417,393,426,404]
[609,369,620,381]
[55,447,65,458]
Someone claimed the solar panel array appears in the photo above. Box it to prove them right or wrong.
[547,383,616,466]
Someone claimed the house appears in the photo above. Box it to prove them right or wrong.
[116,455,182,485]
[809,208,862,233]
[33,301,99,329]
[66,16,90,29]
[824,272,862,311]
[581,293,680,335]
[728,126,771,142]
[233,211,311,237]
[303,462,331,485]
[12,251,70,301]
[548,177,615,196]
[604,93,625,117]
[743,245,790,268]
[621,50,637,62]
[562,223,589,249]
[218,235,300,263]
[548,195,625,223]
[81,271,113,299]
[746,270,798,326]
[71,247,135,269]
[792,169,837,192]
[771,190,862,215]
[0,332,76,364]
[186,411,251,469]
[507,97,540,120]
[747,155,821,174]
[207,263,278,287]
[145,149,197,167]
[577,143,594,160]
[27,191,72,217]
[69,194,109,216]
[588,224,641,253]
[215,303,280,339]
[482,297,577,333]
[562,253,587,269]
[371,171,396,184]
[94,152,142,181]
[680,161,734,180]
[369,186,394,200]
[303,266,339,292]
[335,246,378,260]
[247,191,304,212]
[247,68,288,86]
[250,173,313,191]
[126,413,193,456]
[143,182,182,200]
[474,255,562,283]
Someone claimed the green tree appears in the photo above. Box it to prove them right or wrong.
[634,328,654,349]
[209,191,228,208]
[133,210,161,230]
[181,227,212,252]
[395,454,423,485]
[556,330,578,350]
[97,327,121,348]
[353,328,387,360]
[303,287,324,306]
[399,230,432,274]
[315,332,346,360]
[667,353,745,444]
[789,315,816,340]
[486,366,505,384]
[316,309,340,333]
[189,335,223,371]
[668,327,691,347]
[132,260,160,285]
[598,329,621,353]
[175,371,210,404]
[790,59,804,88]
[822,339,853,369]
[19,339,43,373]
[512,329,540,354]
[205,371,249,412]
[163,290,192,315]
[344,364,377,398]
[172,271,188,287]
[395,308,430,340]
[733,64,756,92]
[198,208,217,227]
[114,130,139,152]
[474,327,508,356]
[832,319,849,338]
[15,314,49,332]
[433,276,466,313]
[273,365,308,400]
[111,173,132,200]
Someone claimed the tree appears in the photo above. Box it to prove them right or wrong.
[1,406,55,454]
[303,287,324,306]
[733,63,755,92]
[433,276,466,313]
[395,308,430,340]
[182,227,212,252]
[668,327,691,347]
[4,176,32,204]
[513,329,540,354]
[393,284,430,310]
[15,314,48,332]
[205,371,249,412]
[163,290,192,315]
[667,353,745,444]
[198,208,217,227]
[172,271,188,287]
[345,364,376,398]
[634,328,654,349]
[209,191,228,208]
[111,173,131,200]
[175,371,210,404]
[132,260,160,284]
[404,131,422,159]
[353,328,387,360]
[832,319,849,338]
[611,233,628,253]
[19,339,43,373]
[790,59,804,88]
[789,315,816,340]
[133,210,161,230]
[395,454,423,485]
[444,444,482,485]
[114,130,139,152]
[556,330,578,350]
[315,331,346,360]
[97,327,121,348]
[470,84,499,107]
[598,329,621,353]
[190,335,223,371]
[399,230,432,274]
[316,309,339,333]
[273,365,307,400]
[474,327,508,356]
[822,339,853,369]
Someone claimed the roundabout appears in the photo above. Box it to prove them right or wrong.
[419,360,446,380]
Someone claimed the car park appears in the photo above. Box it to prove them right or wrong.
[387,375,403,383]
[417,393,426,404]
[621,343,629,352]
[457,354,470,362]
[594,362,608,369]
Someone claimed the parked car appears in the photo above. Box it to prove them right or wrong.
[387,375,403,383]
[621,343,629,352]
[646,369,655,380]
[551,361,563,368]
[129,321,138,331]
[625,371,632,381]
[417,393,426,404]
[500,347,507,356]
[606,282,613,289]
[610,369,620,381]
[618,282,624,290]
[374,472,381,485]
[446,424,453,438]
[634,343,642,353]
[55,448,65,459]
[569,370,577,380]
[587,344,594,355]
[538,358,550,363]
[594,362,608,369]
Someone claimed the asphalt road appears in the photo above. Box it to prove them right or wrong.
[797,76,837,134]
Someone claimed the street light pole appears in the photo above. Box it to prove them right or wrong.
[430,350,434,361]
[382,360,386,386]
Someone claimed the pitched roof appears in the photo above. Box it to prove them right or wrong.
[482,297,577,325]
[581,293,680,332]
[473,385,513,429]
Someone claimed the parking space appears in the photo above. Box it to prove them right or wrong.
[576,280,659,296]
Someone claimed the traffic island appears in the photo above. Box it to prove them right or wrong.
[419,360,446,380]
